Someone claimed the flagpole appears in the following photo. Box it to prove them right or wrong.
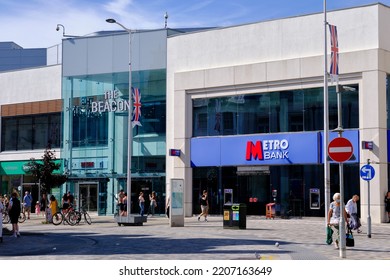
[323,0,330,229]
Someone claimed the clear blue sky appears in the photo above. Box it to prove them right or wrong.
[0,0,389,48]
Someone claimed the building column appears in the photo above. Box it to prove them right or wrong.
[360,70,388,223]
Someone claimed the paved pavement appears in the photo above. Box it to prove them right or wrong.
[1,214,389,260]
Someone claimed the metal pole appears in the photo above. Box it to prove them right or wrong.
[367,159,372,238]
[126,30,133,215]
[323,0,331,229]
[339,162,346,258]
[336,85,346,258]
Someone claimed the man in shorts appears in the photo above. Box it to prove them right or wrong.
[23,191,33,219]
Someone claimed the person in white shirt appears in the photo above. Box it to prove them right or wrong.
[345,194,361,233]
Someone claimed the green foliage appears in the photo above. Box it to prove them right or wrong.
[27,146,67,193]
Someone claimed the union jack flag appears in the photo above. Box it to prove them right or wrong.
[329,24,339,82]
[131,87,142,127]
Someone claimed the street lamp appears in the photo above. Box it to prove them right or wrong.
[106,18,133,217]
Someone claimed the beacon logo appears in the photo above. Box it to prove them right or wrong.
[246,139,289,161]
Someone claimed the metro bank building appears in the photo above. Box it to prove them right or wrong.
[166,3,390,223]
[1,3,390,223]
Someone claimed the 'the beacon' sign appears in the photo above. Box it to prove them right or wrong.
[246,139,289,161]
[91,90,130,113]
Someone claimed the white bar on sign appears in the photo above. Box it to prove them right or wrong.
[329,147,352,153]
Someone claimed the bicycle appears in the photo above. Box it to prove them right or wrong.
[52,204,78,226]
[2,209,26,224]
[73,206,92,225]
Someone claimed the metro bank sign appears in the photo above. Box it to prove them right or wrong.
[246,139,289,161]
[190,131,359,167]
[190,132,321,167]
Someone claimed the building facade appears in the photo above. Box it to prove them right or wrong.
[167,3,390,223]
[0,61,62,205]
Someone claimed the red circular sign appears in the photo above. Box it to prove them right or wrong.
[328,137,353,163]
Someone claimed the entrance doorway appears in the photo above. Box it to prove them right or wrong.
[237,173,270,215]
[78,183,98,212]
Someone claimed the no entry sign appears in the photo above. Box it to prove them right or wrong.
[328,137,353,163]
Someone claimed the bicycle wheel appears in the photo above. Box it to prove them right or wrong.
[52,212,63,225]
[66,211,79,226]
[84,212,92,225]
[18,212,26,223]
[2,212,10,224]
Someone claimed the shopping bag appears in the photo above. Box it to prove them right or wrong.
[326,226,333,245]
[349,213,361,230]
[346,228,354,247]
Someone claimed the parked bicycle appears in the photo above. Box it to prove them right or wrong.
[73,206,92,225]
[2,209,26,224]
[52,204,78,226]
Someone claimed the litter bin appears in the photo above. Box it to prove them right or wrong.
[223,203,246,229]
[266,203,275,219]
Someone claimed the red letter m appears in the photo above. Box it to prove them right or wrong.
[246,141,263,161]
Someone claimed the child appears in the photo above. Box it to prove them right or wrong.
[35,201,41,216]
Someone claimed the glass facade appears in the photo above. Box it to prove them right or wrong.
[1,113,61,151]
[193,85,359,137]
[61,32,168,215]
[192,85,360,217]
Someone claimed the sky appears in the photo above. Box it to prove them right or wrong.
[1,0,390,48]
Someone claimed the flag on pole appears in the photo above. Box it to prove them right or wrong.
[329,24,339,83]
[131,87,142,127]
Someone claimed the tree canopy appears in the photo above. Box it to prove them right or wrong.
[27,146,67,194]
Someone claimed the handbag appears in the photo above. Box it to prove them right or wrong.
[326,226,334,245]
[346,228,354,247]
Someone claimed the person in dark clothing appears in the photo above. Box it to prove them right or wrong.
[385,191,390,223]
[8,192,21,237]
[197,190,209,222]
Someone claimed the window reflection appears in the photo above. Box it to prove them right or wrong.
[193,85,359,137]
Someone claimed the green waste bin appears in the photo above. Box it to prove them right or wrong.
[223,203,246,229]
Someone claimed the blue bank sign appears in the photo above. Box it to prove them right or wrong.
[191,132,320,167]
[191,130,359,167]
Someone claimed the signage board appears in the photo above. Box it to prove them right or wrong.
[328,137,353,163]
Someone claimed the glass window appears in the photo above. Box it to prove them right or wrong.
[192,85,358,137]
[2,118,17,151]
[34,116,49,149]
[18,118,33,150]
[303,88,323,131]
[1,113,61,151]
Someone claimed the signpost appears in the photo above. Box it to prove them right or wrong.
[328,136,353,258]
[328,137,353,162]
[360,160,374,238]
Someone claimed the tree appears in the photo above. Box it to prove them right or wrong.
[27,146,67,194]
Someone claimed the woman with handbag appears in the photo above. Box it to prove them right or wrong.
[327,192,348,249]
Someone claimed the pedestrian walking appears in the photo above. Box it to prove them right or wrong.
[138,192,145,216]
[345,194,361,233]
[165,196,170,218]
[147,191,157,216]
[8,192,21,238]
[385,191,390,223]
[35,201,41,216]
[197,190,209,222]
[49,195,58,223]
[40,193,48,216]
[23,191,33,219]
[327,192,348,249]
